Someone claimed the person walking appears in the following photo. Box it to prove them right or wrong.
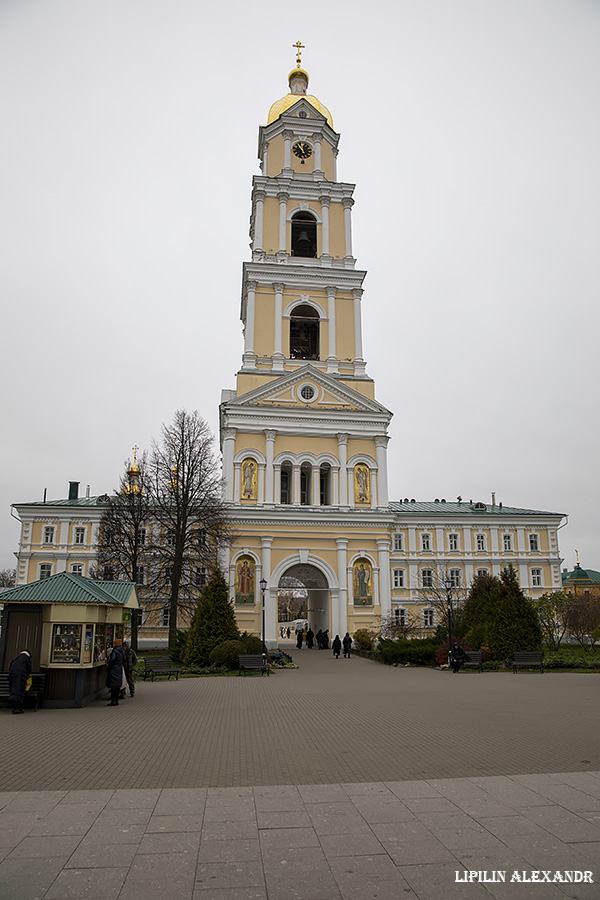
[306,628,314,649]
[106,643,125,706]
[450,642,467,673]
[322,629,329,650]
[8,650,32,714]
[332,635,342,659]
[296,630,303,649]
[286,627,291,639]
[316,629,323,650]
[122,641,138,697]
[342,633,353,658]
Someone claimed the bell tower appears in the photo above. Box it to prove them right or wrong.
[221,47,393,644]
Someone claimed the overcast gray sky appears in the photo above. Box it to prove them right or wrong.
[1,0,598,573]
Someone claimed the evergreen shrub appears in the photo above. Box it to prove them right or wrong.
[184,569,240,666]
[208,640,247,669]
[240,631,264,654]
[379,637,437,666]
[353,629,376,652]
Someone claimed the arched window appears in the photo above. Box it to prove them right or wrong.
[280,462,292,505]
[291,212,317,258]
[290,304,320,360]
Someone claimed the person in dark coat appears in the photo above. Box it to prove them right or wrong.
[286,627,291,639]
[450,643,468,673]
[122,641,138,698]
[296,630,303,649]
[322,629,329,650]
[8,650,32,714]
[106,644,125,705]
[316,629,323,650]
[342,633,353,658]
[306,628,314,649]
[332,635,342,659]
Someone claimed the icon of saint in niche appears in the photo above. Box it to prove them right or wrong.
[242,460,256,499]
[354,561,372,605]
[355,465,370,503]
[237,559,254,604]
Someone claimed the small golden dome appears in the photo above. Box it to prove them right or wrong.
[267,68,333,129]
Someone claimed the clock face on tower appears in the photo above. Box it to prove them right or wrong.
[292,141,312,160]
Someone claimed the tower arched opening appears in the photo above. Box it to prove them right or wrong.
[291,211,317,258]
[290,304,320,360]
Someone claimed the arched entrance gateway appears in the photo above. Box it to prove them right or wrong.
[276,564,330,640]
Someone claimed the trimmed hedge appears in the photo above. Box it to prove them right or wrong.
[377,637,438,666]
[208,640,247,670]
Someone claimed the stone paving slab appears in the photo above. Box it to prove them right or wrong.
[0,650,598,897]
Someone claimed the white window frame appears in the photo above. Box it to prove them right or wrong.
[502,533,512,552]
[421,533,431,552]
[39,563,53,580]
[422,608,436,628]
[529,534,539,552]
[161,607,170,628]
[43,526,55,544]
[531,567,543,587]
[392,568,405,589]
[70,563,84,577]
[166,530,176,547]
[476,568,489,577]
[421,569,434,588]
[393,533,403,552]
[448,533,459,551]
[195,566,209,588]
[476,533,486,552]
[163,566,173,587]
[138,527,147,546]
[136,565,146,586]
[449,568,461,588]
[394,607,407,626]
[73,527,85,546]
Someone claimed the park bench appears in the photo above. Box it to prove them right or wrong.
[513,651,544,673]
[463,651,483,673]
[0,673,46,710]
[142,657,181,681]
[238,654,269,676]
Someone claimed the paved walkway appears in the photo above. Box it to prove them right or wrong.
[1,649,599,898]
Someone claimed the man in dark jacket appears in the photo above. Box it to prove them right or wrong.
[342,633,353,658]
[450,643,468,673]
[9,650,32,714]
[106,644,125,706]
[122,641,138,698]
[332,635,342,659]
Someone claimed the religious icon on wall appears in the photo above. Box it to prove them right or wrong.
[241,458,257,500]
[353,559,372,606]
[354,464,370,504]
[236,557,255,605]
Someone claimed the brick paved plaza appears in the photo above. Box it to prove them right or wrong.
[1,649,599,899]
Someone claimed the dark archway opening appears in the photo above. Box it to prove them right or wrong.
[290,304,320,360]
[291,212,317,258]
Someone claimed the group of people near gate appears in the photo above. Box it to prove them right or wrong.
[295,628,353,659]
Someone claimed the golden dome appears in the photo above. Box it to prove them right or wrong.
[267,68,333,129]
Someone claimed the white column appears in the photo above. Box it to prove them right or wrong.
[278,193,288,252]
[264,430,276,504]
[243,280,257,367]
[293,464,301,506]
[273,282,284,369]
[258,464,265,504]
[377,539,391,618]
[326,286,336,369]
[335,539,348,636]
[253,190,265,251]
[338,434,348,506]
[371,469,378,508]
[353,288,364,362]
[516,528,526,553]
[274,464,281,503]
[262,142,268,175]
[490,527,499,553]
[332,466,339,506]
[283,131,293,170]
[320,196,330,256]
[222,428,236,502]
[343,197,354,258]
[261,537,276,647]
[313,134,322,172]
[462,528,472,553]
[312,465,320,506]
[233,462,242,502]
[333,148,338,181]
[375,435,389,510]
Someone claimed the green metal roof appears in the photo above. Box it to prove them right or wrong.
[388,501,564,517]
[562,566,600,585]
[13,496,109,508]
[0,572,136,606]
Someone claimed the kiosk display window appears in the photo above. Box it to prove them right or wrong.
[94,624,106,662]
[83,625,94,664]
[51,624,82,664]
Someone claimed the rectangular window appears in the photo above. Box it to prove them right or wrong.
[138,527,147,546]
[43,526,55,544]
[40,563,52,580]
[503,534,512,551]
[74,527,85,545]
[476,534,486,551]
[422,608,435,628]
[70,564,84,577]
[51,623,82,664]
[448,534,459,551]
[421,534,431,551]
[102,526,112,547]
[476,568,489,577]
[136,566,146,586]
[531,568,542,587]
[449,568,461,588]
[161,607,170,628]
[102,565,115,580]
[163,567,173,587]
[392,568,405,589]
[195,566,209,588]
[138,607,147,627]
[394,607,407,626]
[393,533,403,552]
[529,534,539,551]
[166,530,175,546]
[422,569,434,588]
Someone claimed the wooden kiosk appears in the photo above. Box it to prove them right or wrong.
[0,572,138,707]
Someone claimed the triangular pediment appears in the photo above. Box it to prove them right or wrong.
[280,98,327,123]
[227,366,391,416]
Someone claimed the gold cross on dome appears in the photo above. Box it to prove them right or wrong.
[292,40,305,67]
[132,444,139,464]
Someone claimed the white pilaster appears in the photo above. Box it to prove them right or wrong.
[258,463,265,505]
[353,288,364,362]
[375,435,389,508]
[274,464,281,503]
[313,134,322,173]
[253,190,265,251]
[278,193,288,252]
[293,465,301,506]
[283,130,293,170]
[273,282,284,369]
[233,462,242,503]
[264,430,276,504]
[261,537,276,646]
[377,539,391,618]
[326,286,337,372]
[320,196,330,256]
[222,428,236,502]
[338,434,348,506]
[242,280,257,368]
[312,465,320,506]
[343,197,354,258]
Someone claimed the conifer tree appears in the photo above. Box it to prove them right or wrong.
[184,568,240,666]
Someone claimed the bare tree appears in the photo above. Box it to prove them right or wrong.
[566,594,600,651]
[377,608,423,640]
[414,565,469,640]
[533,590,573,650]
[0,568,16,587]
[146,409,231,651]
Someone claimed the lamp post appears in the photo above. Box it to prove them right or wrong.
[445,578,453,665]
[259,578,267,656]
